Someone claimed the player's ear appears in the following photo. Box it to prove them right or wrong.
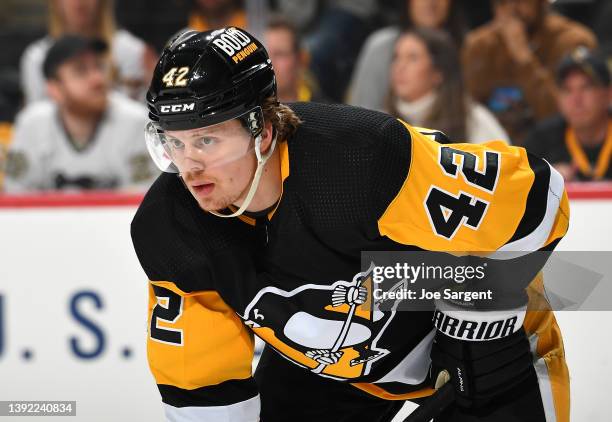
[260,120,274,154]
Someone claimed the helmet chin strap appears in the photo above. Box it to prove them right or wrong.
[209,131,278,218]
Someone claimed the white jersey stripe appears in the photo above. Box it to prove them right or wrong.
[530,333,557,422]
[489,161,565,259]
[163,394,260,422]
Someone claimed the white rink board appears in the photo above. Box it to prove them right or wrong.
[0,207,164,422]
[0,199,610,422]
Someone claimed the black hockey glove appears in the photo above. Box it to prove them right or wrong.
[429,302,533,409]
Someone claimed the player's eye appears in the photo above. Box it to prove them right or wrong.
[195,137,216,148]
[167,138,185,149]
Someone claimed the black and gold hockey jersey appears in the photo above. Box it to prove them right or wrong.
[131,103,569,422]
[131,173,262,420]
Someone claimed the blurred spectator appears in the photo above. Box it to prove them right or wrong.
[348,0,467,111]
[0,71,23,191]
[592,0,612,65]
[117,0,267,54]
[187,0,271,47]
[0,71,23,123]
[0,1,46,122]
[271,0,320,33]
[524,48,612,182]
[0,122,13,191]
[283,0,376,102]
[4,35,155,193]
[462,0,597,144]
[188,0,247,31]
[387,28,509,143]
[114,0,191,55]
[264,16,326,103]
[20,0,148,103]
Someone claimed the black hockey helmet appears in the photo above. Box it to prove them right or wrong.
[146,27,276,132]
[145,27,279,218]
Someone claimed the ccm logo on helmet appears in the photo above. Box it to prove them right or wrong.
[212,27,257,63]
[159,103,195,114]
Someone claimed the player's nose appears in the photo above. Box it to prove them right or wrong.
[182,143,206,171]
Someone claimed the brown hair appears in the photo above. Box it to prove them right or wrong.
[387,27,467,141]
[261,96,302,142]
[48,0,116,45]
[399,0,467,47]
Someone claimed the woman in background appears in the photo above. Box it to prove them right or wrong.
[20,0,148,103]
[348,0,467,111]
[387,28,509,144]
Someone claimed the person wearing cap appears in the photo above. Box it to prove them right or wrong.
[3,35,156,193]
[462,0,597,144]
[20,0,149,103]
[524,48,612,181]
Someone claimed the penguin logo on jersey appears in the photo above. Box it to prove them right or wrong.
[241,264,406,381]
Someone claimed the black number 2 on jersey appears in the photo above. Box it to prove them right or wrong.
[150,285,184,346]
[425,146,500,239]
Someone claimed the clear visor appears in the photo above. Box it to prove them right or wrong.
[145,109,259,174]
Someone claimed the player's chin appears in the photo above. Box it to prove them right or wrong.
[196,196,233,213]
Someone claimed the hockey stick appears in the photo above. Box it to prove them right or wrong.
[402,383,455,422]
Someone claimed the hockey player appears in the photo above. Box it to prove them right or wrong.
[132,28,569,422]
